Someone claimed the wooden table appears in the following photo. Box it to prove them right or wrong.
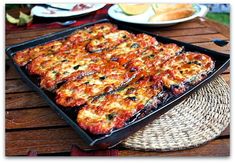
[6,16,230,156]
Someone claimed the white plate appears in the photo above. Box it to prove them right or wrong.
[108,4,208,27]
[31,4,106,18]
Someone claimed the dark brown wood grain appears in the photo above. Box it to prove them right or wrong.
[6,28,65,40]
[6,92,48,109]
[6,107,67,129]
[5,61,21,80]
[152,18,206,30]
[118,139,230,156]
[157,27,218,37]
[6,33,228,46]
[5,106,230,137]
[171,33,228,44]
[220,125,230,137]
[6,79,32,93]
[193,42,230,53]
[6,27,218,46]
[203,17,230,38]
[5,15,230,156]
[6,27,217,41]
[224,67,230,74]
[6,127,89,156]
[5,127,230,156]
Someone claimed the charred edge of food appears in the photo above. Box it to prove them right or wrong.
[61,104,86,120]
[56,80,68,89]
[21,65,43,87]
[169,71,213,96]
[187,72,211,86]
[129,91,170,123]
[124,100,152,124]
[63,103,86,111]
[24,64,39,78]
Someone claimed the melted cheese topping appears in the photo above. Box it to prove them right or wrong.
[56,65,135,107]
[77,77,163,134]
[14,40,63,66]
[40,54,105,90]
[159,52,214,89]
[12,22,215,135]
[86,30,133,53]
[127,43,183,74]
[14,23,117,66]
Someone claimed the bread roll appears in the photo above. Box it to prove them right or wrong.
[148,8,195,22]
[153,4,194,15]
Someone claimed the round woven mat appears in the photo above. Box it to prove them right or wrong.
[122,76,230,151]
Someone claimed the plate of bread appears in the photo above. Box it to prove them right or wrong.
[108,3,208,27]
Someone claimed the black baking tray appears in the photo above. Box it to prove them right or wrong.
[6,19,230,150]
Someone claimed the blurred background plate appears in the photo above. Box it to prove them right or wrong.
[108,4,208,27]
[31,4,106,18]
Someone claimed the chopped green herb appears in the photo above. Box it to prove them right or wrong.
[127,96,137,101]
[99,76,106,80]
[131,43,140,48]
[148,54,155,58]
[61,59,68,62]
[63,71,68,74]
[73,65,80,70]
[106,113,116,120]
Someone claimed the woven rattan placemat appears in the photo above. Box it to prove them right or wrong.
[122,76,230,151]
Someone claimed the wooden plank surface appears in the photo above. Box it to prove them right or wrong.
[6,27,218,40]
[6,27,218,45]
[6,79,32,93]
[118,139,230,156]
[6,127,88,156]
[193,42,230,53]
[6,33,228,46]
[6,92,48,109]
[5,17,230,156]
[6,106,230,136]
[6,107,67,129]
[5,127,230,156]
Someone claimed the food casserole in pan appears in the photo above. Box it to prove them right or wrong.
[6,19,230,149]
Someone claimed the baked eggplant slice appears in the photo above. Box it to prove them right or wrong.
[56,63,136,107]
[77,76,163,135]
